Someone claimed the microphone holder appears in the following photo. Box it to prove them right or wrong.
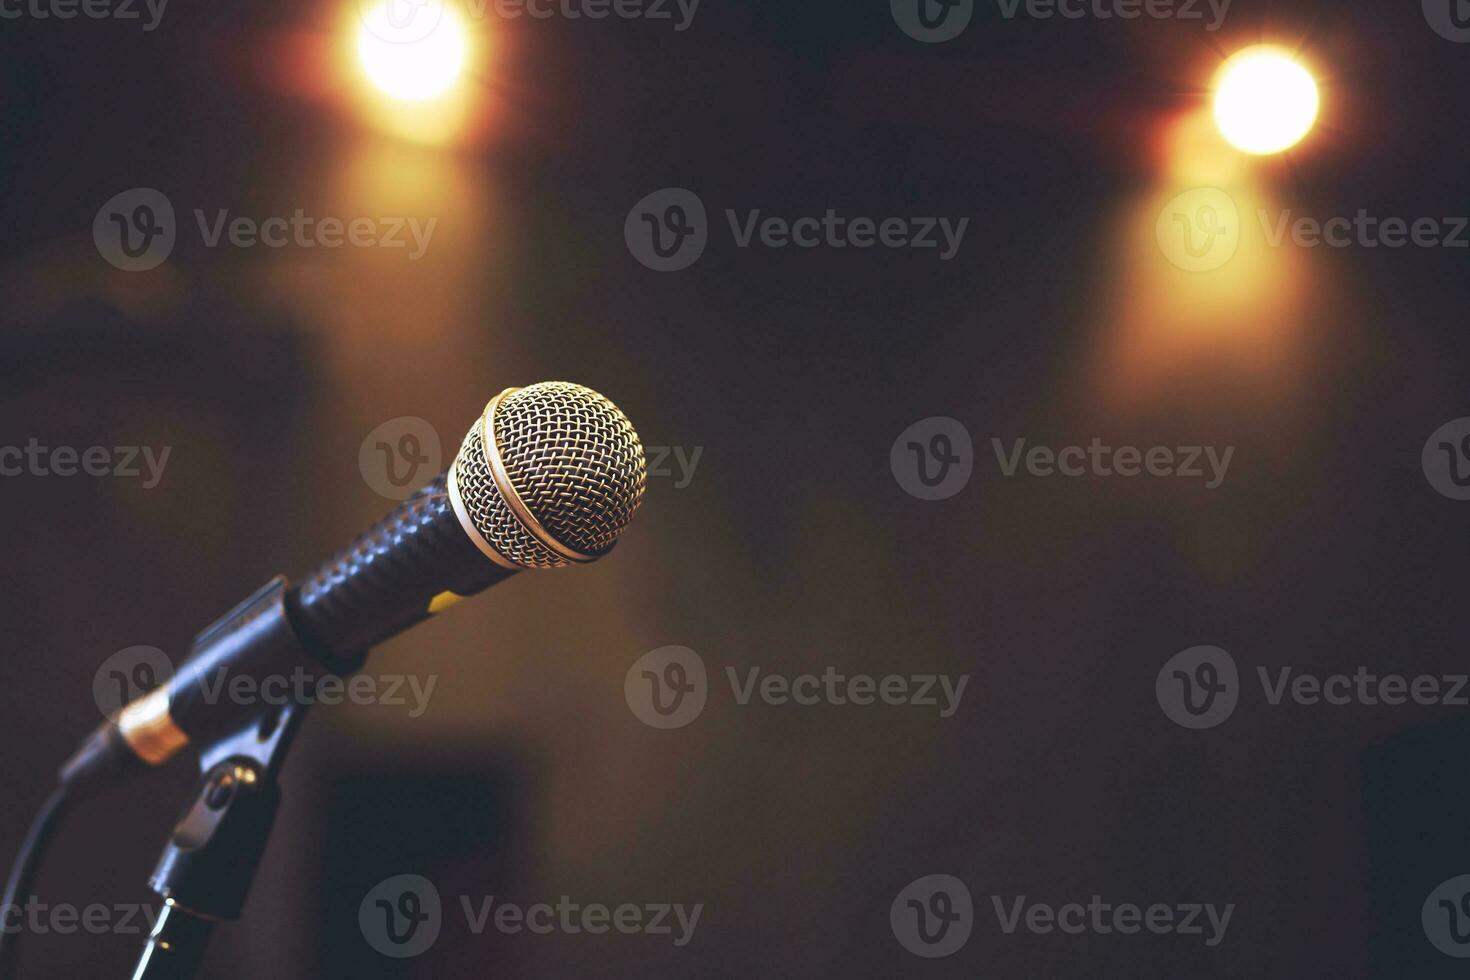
[129,701,307,980]
[126,578,359,980]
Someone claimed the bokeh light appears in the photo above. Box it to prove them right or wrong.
[357,2,468,102]
[336,0,494,146]
[1213,46,1319,155]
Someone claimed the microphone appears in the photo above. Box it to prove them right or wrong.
[60,382,646,795]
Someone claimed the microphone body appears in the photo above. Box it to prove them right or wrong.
[290,473,517,656]
[61,382,646,796]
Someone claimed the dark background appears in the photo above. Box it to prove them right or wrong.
[3,0,1470,976]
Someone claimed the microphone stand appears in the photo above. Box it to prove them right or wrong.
[123,577,359,980]
[129,701,308,980]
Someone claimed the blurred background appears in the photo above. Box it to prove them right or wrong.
[2,0,1470,975]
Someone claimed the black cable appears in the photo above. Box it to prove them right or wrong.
[0,786,73,980]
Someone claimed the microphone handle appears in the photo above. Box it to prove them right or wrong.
[58,474,514,795]
[288,473,516,657]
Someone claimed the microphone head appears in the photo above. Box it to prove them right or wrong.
[448,382,647,569]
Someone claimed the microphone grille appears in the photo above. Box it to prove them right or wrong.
[450,382,647,569]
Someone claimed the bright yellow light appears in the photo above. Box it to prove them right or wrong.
[1213,46,1319,155]
[357,2,467,102]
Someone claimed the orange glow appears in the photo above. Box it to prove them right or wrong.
[357,2,468,102]
[338,1,493,145]
[1212,46,1320,156]
[1160,109,1246,188]
[264,134,509,381]
[1084,49,1329,409]
[1094,179,1312,398]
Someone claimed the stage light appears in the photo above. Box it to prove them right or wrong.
[357,2,468,102]
[1213,46,1319,155]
